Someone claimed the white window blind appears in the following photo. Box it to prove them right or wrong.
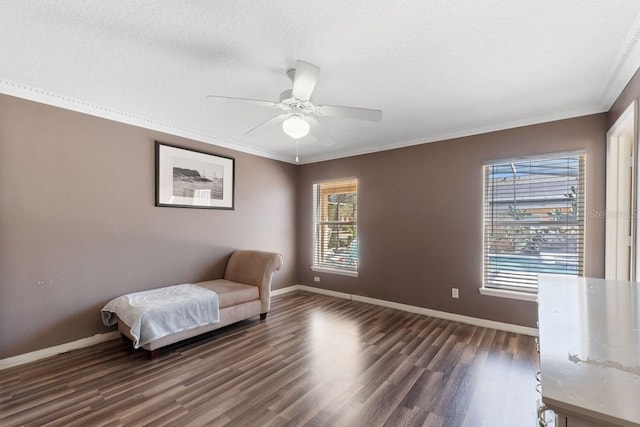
[313,179,358,272]
[483,154,585,293]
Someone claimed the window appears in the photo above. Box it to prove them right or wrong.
[483,153,585,296]
[312,178,358,276]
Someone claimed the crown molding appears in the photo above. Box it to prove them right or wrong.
[0,75,623,166]
[297,103,606,164]
[0,79,294,164]
[600,12,640,109]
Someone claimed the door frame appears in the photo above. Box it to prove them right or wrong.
[606,100,638,280]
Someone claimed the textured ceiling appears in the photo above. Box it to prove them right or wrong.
[2,1,640,163]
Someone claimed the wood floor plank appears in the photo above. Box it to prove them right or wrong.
[0,291,539,426]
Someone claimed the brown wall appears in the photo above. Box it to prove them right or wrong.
[0,94,297,359]
[0,92,612,359]
[297,114,607,328]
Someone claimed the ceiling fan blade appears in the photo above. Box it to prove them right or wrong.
[306,116,335,146]
[291,60,320,101]
[315,104,383,122]
[244,113,288,135]
[206,95,277,108]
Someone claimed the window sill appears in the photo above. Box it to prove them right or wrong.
[311,265,359,278]
[479,287,537,302]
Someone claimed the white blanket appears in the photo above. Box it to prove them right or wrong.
[101,284,220,349]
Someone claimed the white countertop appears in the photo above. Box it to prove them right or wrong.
[538,275,640,426]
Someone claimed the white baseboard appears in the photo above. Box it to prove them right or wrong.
[0,285,308,370]
[2,285,537,370]
[271,285,302,296]
[277,284,538,337]
[273,284,352,300]
[0,331,120,371]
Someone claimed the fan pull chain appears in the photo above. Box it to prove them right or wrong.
[295,140,299,163]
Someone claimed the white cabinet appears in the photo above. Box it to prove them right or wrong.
[555,413,608,427]
[537,276,640,427]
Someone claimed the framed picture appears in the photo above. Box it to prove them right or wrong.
[156,141,235,209]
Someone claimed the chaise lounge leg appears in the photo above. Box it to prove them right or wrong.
[260,313,267,320]
[145,349,160,360]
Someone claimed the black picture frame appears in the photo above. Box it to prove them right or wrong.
[155,141,235,210]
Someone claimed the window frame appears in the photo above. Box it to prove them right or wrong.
[311,178,359,277]
[480,151,586,301]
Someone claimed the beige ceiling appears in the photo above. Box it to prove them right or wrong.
[2,1,640,163]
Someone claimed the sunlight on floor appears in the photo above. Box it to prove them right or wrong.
[310,311,364,380]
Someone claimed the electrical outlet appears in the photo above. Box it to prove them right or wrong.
[314,276,320,282]
[452,288,459,299]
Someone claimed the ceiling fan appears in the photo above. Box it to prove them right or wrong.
[206,60,382,145]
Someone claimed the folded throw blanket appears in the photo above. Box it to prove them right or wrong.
[101,284,220,348]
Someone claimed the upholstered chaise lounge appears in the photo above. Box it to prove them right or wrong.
[111,250,283,359]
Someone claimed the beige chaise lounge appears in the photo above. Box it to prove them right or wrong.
[116,250,283,358]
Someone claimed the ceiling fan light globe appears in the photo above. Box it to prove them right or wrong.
[282,116,310,139]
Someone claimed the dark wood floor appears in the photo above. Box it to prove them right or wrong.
[0,291,540,427]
